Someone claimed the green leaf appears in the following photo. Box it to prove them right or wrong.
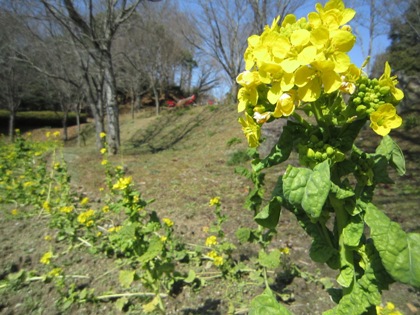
[376,135,406,175]
[184,270,196,284]
[301,161,331,219]
[119,270,135,288]
[342,215,363,247]
[365,203,420,288]
[258,249,281,269]
[236,227,251,243]
[283,166,312,206]
[283,160,331,220]
[336,265,354,288]
[372,155,394,184]
[330,183,354,199]
[253,121,304,172]
[249,288,294,315]
[138,236,163,264]
[254,197,282,228]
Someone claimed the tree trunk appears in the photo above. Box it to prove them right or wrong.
[104,64,120,154]
[75,102,82,147]
[62,109,69,141]
[8,109,16,142]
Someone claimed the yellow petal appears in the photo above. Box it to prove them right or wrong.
[280,59,301,73]
[291,29,311,47]
[330,29,356,52]
[267,81,282,104]
[297,46,317,65]
[310,27,329,47]
[322,70,341,93]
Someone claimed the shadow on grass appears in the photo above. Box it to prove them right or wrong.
[124,109,207,154]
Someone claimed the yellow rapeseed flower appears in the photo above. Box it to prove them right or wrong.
[11,209,18,216]
[369,104,402,136]
[77,209,95,226]
[207,250,224,266]
[112,176,132,190]
[44,235,52,241]
[53,131,60,138]
[162,218,174,227]
[40,251,53,265]
[238,113,261,147]
[379,62,404,101]
[100,132,107,138]
[107,226,122,233]
[376,302,403,315]
[101,159,108,166]
[80,197,89,205]
[43,201,51,212]
[205,235,218,247]
[47,268,62,277]
[100,148,107,154]
[209,197,221,206]
[59,206,73,213]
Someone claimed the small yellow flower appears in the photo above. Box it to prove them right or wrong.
[100,148,107,154]
[107,226,122,233]
[207,250,224,266]
[238,113,261,148]
[40,251,53,265]
[209,197,221,206]
[162,218,174,227]
[376,302,403,315]
[281,247,290,255]
[59,206,73,213]
[43,201,51,212]
[102,205,110,213]
[96,231,102,237]
[80,197,89,205]
[47,268,62,277]
[369,104,402,136]
[101,159,108,165]
[205,235,218,247]
[44,235,52,241]
[100,132,107,138]
[45,131,51,138]
[77,209,95,225]
[160,236,168,242]
[11,209,18,216]
[53,131,60,138]
[112,176,132,190]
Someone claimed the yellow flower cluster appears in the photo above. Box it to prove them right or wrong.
[59,205,74,213]
[205,235,218,247]
[77,209,95,227]
[112,176,132,190]
[40,251,53,265]
[237,0,361,147]
[209,196,221,206]
[208,250,224,266]
[376,302,403,315]
[162,217,174,227]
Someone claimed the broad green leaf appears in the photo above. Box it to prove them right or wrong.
[343,215,363,247]
[335,119,366,152]
[372,155,393,184]
[330,183,354,199]
[249,288,294,315]
[142,296,160,313]
[236,227,251,243]
[283,160,331,220]
[138,236,163,264]
[283,166,312,206]
[309,237,337,264]
[375,135,406,175]
[336,265,354,288]
[254,197,282,228]
[184,270,196,284]
[365,203,420,288]
[119,270,135,288]
[258,249,281,269]
[301,160,331,219]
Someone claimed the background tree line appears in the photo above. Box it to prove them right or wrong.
[0,0,418,152]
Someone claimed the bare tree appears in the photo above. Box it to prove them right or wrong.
[0,9,34,141]
[39,0,158,154]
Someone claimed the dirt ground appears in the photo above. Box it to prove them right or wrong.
[1,105,419,314]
